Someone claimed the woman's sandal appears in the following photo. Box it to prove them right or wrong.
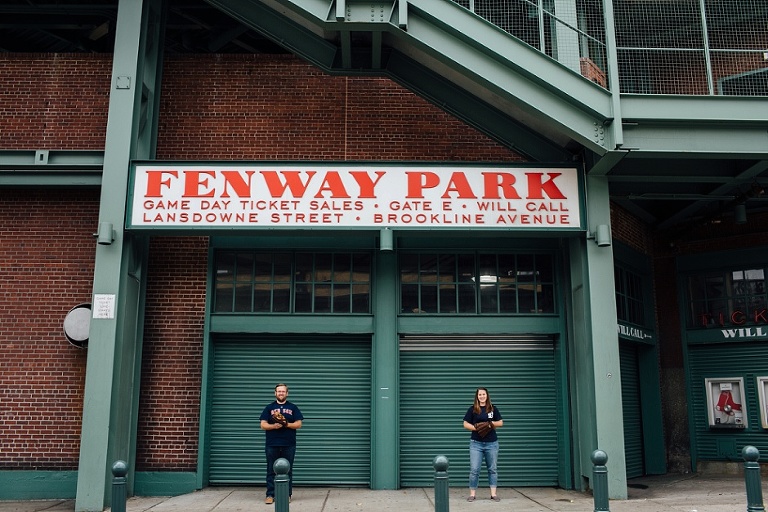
[490,495,501,502]
[467,496,476,502]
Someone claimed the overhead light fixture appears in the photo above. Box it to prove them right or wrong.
[379,228,394,251]
[587,224,612,247]
[734,203,747,224]
[95,222,115,245]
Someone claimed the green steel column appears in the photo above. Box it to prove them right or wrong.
[75,1,164,510]
[371,247,399,489]
[569,175,627,499]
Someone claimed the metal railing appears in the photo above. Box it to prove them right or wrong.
[453,0,768,96]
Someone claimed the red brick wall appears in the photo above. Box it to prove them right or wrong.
[136,237,208,471]
[0,54,110,149]
[0,189,99,470]
[156,54,524,162]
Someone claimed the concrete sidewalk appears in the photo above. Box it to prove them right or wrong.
[1,474,765,512]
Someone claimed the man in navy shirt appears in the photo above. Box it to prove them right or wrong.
[260,383,304,504]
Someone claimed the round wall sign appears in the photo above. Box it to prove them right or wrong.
[63,303,91,348]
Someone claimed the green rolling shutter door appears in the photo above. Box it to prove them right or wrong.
[400,335,560,487]
[209,335,371,485]
[619,342,644,478]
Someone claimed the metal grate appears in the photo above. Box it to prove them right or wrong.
[453,0,768,96]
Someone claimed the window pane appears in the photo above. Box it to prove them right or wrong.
[498,282,516,313]
[439,255,457,281]
[214,285,233,313]
[518,285,535,313]
[334,254,352,282]
[254,253,273,282]
[254,285,271,312]
[439,284,457,313]
[421,284,438,313]
[314,284,332,312]
[217,252,235,280]
[333,284,351,313]
[421,254,438,283]
[294,282,312,312]
[539,284,555,313]
[402,284,419,313]
[274,253,292,283]
[352,284,370,313]
[273,284,290,312]
[234,283,252,312]
[296,253,314,282]
[537,254,553,282]
[480,283,498,313]
[458,284,476,313]
[315,253,333,283]
[352,253,371,278]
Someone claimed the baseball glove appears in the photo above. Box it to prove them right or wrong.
[272,411,288,426]
[474,421,493,438]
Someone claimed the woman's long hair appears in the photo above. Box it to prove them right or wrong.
[472,387,493,414]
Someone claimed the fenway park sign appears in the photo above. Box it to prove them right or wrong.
[128,163,583,230]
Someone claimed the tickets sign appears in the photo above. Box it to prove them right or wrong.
[128,163,583,230]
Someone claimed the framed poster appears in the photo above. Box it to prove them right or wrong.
[757,377,768,429]
[705,378,747,429]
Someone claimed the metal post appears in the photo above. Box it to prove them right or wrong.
[591,450,610,512]
[275,457,291,512]
[111,460,128,512]
[743,446,766,512]
[433,455,450,512]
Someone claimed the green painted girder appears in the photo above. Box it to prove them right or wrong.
[398,0,612,150]
[207,0,768,165]
[0,150,103,186]
[205,0,578,161]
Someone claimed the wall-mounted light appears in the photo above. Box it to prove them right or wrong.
[587,224,612,247]
[379,228,394,251]
[734,203,747,224]
[95,222,115,245]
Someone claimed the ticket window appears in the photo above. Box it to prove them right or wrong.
[705,378,747,429]
[758,377,768,429]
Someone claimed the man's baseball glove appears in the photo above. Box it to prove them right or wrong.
[272,411,288,426]
[474,421,493,438]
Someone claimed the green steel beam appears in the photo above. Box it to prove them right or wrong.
[226,0,768,162]
[206,0,575,160]
[0,149,104,186]
[385,52,574,162]
[204,0,339,69]
[372,249,399,489]
[0,149,104,167]
[0,170,101,187]
[75,1,163,510]
[568,176,627,499]
[371,0,612,152]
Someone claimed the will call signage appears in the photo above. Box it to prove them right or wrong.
[128,164,583,230]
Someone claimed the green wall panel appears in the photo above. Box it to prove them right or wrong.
[208,335,371,485]
[399,336,559,487]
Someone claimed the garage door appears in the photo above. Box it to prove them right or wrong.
[208,335,371,485]
[619,341,644,478]
[400,335,560,487]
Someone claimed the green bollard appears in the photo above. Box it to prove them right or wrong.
[111,460,128,512]
[274,458,291,512]
[743,446,766,512]
[433,455,450,512]
[591,450,610,512]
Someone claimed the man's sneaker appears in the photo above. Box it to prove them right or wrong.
[265,496,274,504]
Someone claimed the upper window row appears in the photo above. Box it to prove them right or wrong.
[687,267,767,328]
[213,250,556,315]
